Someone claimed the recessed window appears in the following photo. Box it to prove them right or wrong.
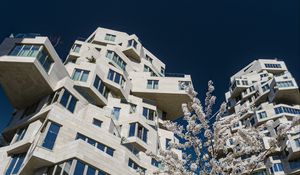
[60,89,78,113]
[145,54,153,63]
[106,50,127,71]
[142,107,155,121]
[71,44,81,53]
[93,118,102,128]
[277,81,294,88]
[161,67,165,75]
[9,44,54,73]
[265,63,282,68]
[5,153,27,175]
[14,127,27,143]
[147,80,159,89]
[107,69,125,88]
[258,111,267,119]
[76,133,115,157]
[71,68,89,82]
[113,107,121,120]
[42,122,61,150]
[93,75,109,99]
[127,39,138,49]
[128,123,148,143]
[104,34,116,42]
[128,159,146,173]
[144,65,157,76]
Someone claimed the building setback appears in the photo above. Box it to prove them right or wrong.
[0,27,193,175]
[220,59,300,175]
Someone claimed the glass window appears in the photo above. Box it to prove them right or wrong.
[74,160,85,175]
[54,163,63,175]
[273,163,284,172]
[107,69,125,88]
[129,123,136,137]
[36,49,54,73]
[147,80,159,89]
[87,138,96,146]
[113,107,121,120]
[42,122,61,150]
[97,143,105,151]
[104,34,116,42]
[87,166,96,175]
[127,39,138,49]
[76,133,87,141]
[72,69,89,82]
[5,153,26,175]
[106,147,114,156]
[93,75,109,98]
[143,107,155,121]
[59,89,78,113]
[14,127,27,142]
[62,160,72,175]
[72,44,81,53]
[145,55,153,63]
[258,111,267,119]
[105,50,127,71]
[93,118,102,128]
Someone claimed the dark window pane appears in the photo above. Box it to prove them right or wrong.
[76,133,86,141]
[60,90,70,108]
[87,166,96,175]
[87,138,96,146]
[42,123,61,150]
[129,123,135,137]
[74,161,85,175]
[5,157,17,175]
[68,96,77,113]
[97,143,105,151]
[106,147,114,156]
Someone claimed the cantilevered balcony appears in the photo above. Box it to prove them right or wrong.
[130,72,192,120]
[66,63,108,107]
[230,79,250,97]
[287,137,300,161]
[269,78,300,105]
[122,38,141,61]
[0,37,68,109]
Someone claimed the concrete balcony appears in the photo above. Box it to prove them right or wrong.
[66,63,108,107]
[130,72,192,120]
[0,37,68,109]
[287,138,300,161]
[122,36,142,61]
[122,137,148,152]
[269,78,300,105]
[230,79,250,97]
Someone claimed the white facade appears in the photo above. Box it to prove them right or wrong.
[0,27,192,175]
[222,59,300,175]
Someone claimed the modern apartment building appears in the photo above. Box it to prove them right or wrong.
[0,27,193,175]
[220,59,300,175]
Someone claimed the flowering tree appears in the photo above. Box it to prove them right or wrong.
[146,81,300,175]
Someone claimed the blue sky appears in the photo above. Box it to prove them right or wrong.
[0,0,299,131]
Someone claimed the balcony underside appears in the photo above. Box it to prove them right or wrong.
[132,92,190,120]
[123,137,147,152]
[0,59,52,109]
[273,88,300,105]
[74,85,107,107]
[123,48,140,61]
